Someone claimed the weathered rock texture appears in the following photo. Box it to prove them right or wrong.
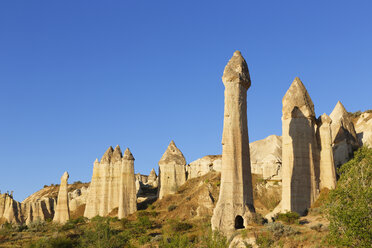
[84,145,137,218]
[281,77,320,215]
[211,51,255,234]
[118,148,137,219]
[68,187,88,212]
[318,114,336,190]
[158,141,187,199]
[330,101,360,167]
[53,171,70,223]
[0,193,22,224]
[187,136,282,181]
[187,155,222,179]
[250,135,282,180]
[353,111,372,147]
[147,168,158,187]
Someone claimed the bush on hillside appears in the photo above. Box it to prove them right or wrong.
[275,211,299,224]
[325,147,372,248]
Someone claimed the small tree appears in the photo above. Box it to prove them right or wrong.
[326,147,372,247]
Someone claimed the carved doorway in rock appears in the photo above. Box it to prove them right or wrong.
[234,215,244,229]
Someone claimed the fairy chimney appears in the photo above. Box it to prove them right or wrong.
[281,77,320,215]
[211,51,255,235]
[157,141,186,199]
[53,171,70,223]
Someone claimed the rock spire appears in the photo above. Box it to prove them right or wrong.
[281,77,320,215]
[318,114,336,190]
[157,141,187,199]
[329,101,359,167]
[53,171,70,224]
[84,145,137,218]
[118,148,137,219]
[211,51,255,235]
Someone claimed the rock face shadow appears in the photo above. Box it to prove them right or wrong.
[289,107,319,214]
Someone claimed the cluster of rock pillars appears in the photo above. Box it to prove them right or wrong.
[0,51,365,235]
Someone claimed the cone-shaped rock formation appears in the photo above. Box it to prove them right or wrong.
[53,171,70,224]
[157,141,187,199]
[329,101,359,167]
[281,77,320,215]
[211,51,255,235]
[118,148,137,219]
[84,145,137,218]
[318,114,336,190]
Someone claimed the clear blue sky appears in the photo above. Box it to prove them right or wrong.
[0,1,371,201]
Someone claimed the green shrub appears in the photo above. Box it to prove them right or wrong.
[325,147,372,248]
[255,233,274,248]
[78,217,130,248]
[251,213,267,225]
[27,219,47,232]
[159,234,191,248]
[168,219,192,232]
[265,222,299,240]
[135,216,152,229]
[28,236,76,248]
[168,204,177,212]
[200,229,228,248]
[275,211,300,224]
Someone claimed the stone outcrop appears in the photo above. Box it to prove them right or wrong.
[147,168,158,187]
[211,51,255,235]
[157,141,187,199]
[53,171,70,223]
[318,114,336,190]
[187,155,222,179]
[353,111,372,148]
[0,193,22,224]
[68,187,88,212]
[250,135,282,180]
[118,148,137,219]
[329,101,359,167]
[281,77,319,215]
[24,198,55,225]
[84,145,137,218]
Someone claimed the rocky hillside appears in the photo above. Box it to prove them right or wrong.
[349,110,372,147]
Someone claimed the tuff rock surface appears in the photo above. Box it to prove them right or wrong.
[53,171,70,223]
[84,145,137,218]
[157,141,187,199]
[211,51,255,235]
[329,101,360,167]
[318,114,336,190]
[281,77,319,215]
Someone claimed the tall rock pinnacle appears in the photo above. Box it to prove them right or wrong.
[329,101,359,167]
[157,141,186,199]
[118,148,137,219]
[211,51,255,235]
[53,171,70,224]
[318,114,336,190]
[85,146,137,219]
[281,77,319,215]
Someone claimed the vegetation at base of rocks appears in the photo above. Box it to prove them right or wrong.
[275,211,300,224]
[251,213,267,225]
[255,233,274,248]
[325,147,372,248]
[265,222,300,240]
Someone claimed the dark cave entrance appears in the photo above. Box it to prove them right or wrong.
[234,215,245,229]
